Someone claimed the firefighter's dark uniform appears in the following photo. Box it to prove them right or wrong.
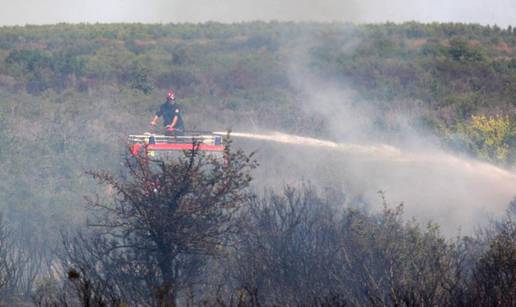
[155,101,184,136]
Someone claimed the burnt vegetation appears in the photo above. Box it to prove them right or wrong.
[52,144,257,306]
[0,147,511,306]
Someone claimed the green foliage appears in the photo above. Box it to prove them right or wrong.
[447,38,487,62]
[446,114,515,165]
[124,62,153,94]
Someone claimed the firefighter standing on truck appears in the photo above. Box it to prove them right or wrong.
[150,89,185,136]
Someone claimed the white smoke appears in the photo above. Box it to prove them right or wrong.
[223,129,516,235]
[1,0,515,26]
[217,24,516,235]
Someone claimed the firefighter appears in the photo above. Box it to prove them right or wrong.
[150,89,185,136]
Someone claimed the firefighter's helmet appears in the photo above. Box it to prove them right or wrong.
[167,89,175,100]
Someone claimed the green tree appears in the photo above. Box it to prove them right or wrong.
[455,114,514,165]
[447,38,487,62]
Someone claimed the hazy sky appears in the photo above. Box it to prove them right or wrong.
[1,0,514,26]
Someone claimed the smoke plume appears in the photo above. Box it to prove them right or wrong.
[221,27,516,235]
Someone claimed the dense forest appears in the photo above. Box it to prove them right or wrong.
[0,22,514,305]
[0,22,514,161]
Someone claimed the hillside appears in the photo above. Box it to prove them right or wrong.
[0,22,514,153]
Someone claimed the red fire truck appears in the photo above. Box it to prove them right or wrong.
[128,132,225,160]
